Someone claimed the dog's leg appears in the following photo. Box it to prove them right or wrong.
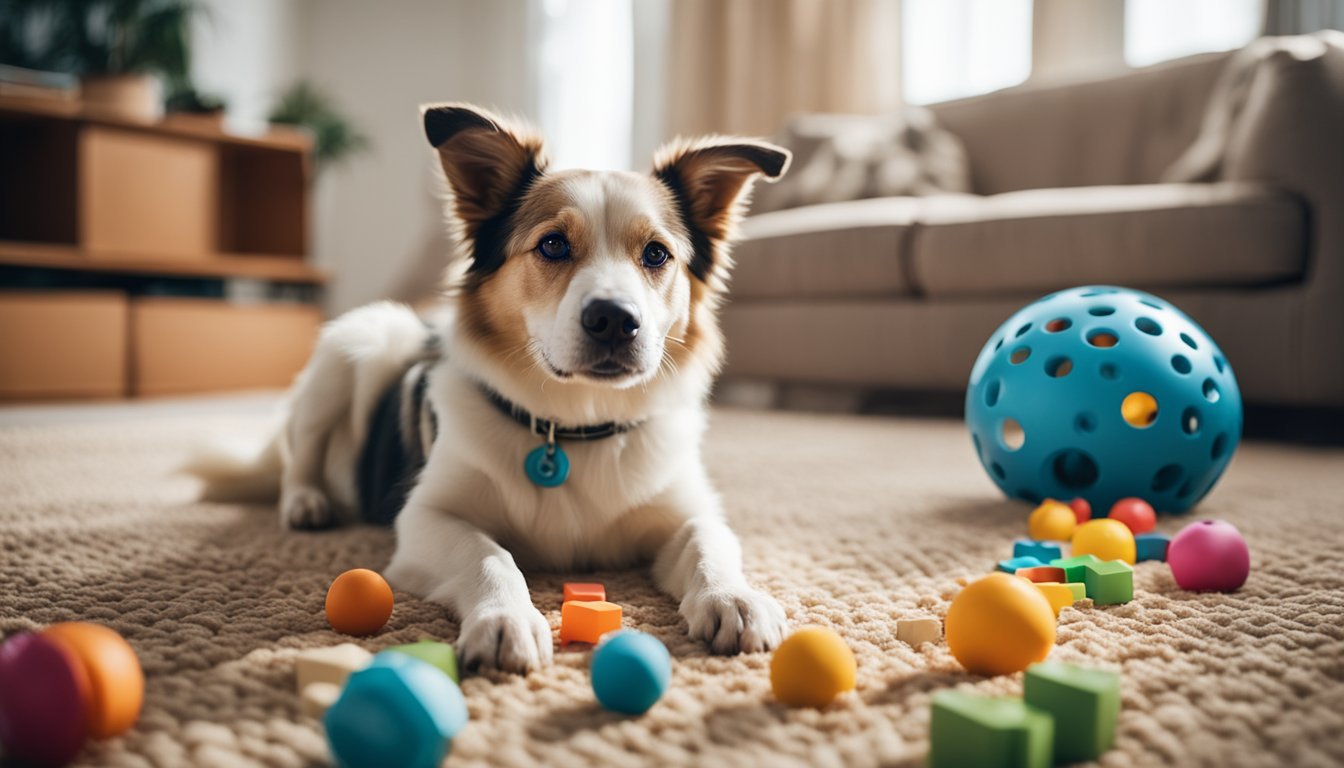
[279,346,351,529]
[385,502,552,674]
[649,474,788,654]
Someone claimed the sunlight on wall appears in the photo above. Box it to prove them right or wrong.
[1125,0,1263,67]
[534,0,634,170]
[901,0,1033,105]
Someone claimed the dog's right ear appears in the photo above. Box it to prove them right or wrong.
[421,103,547,243]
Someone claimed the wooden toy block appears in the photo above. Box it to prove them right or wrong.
[301,681,341,718]
[1024,661,1121,763]
[1013,539,1063,562]
[930,690,1054,768]
[1081,560,1134,605]
[896,617,941,646]
[1135,533,1171,562]
[295,643,373,692]
[1028,582,1078,617]
[1049,554,1100,583]
[563,582,606,603]
[384,641,458,683]
[997,555,1044,574]
[1014,566,1067,584]
[559,600,622,644]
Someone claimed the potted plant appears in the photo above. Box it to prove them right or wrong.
[164,83,226,130]
[268,82,370,175]
[0,0,202,120]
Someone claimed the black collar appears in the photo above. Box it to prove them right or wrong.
[480,385,640,441]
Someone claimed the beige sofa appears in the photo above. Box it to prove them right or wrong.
[721,37,1344,408]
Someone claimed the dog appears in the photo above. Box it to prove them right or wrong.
[192,103,791,673]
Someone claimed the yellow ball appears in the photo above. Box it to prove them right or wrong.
[1028,500,1076,541]
[946,573,1056,676]
[1072,519,1137,564]
[769,626,856,707]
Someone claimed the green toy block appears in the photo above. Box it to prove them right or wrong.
[929,690,1053,768]
[1049,554,1100,583]
[1062,582,1086,601]
[1081,560,1133,605]
[382,641,459,683]
[1024,662,1121,763]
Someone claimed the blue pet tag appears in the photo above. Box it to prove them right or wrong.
[524,443,569,488]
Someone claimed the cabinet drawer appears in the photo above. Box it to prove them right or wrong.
[131,298,320,395]
[0,291,128,399]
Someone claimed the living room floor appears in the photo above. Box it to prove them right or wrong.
[1,395,1342,767]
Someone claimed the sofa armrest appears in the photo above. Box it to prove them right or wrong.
[1220,33,1344,403]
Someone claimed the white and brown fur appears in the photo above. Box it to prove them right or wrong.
[191,104,791,673]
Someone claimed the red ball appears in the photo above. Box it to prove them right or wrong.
[1108,497,1156,534]
[1068,498,1092,524]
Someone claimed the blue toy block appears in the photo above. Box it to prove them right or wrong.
[1024,662,1121,763]
[1013,539,1064,562]
[930,690,1053,768]
[1135,533,1171,562]
[997,555,1045,574]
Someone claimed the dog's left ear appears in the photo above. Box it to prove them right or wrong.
[653,138,790,283]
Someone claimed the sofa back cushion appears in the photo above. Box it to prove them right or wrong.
[930,52,1230,195]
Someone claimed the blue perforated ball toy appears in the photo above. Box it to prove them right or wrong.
[966,286,1242,514]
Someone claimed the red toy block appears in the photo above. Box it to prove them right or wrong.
[1015,566,1067,583]
[563,583,606,603]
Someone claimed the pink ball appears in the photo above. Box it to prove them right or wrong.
[1168,520,1250,591]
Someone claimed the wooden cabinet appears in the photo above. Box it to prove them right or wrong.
[0,96,326,400]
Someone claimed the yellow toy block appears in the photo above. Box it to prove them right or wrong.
[560,600,622,644]
[1030,582,1080,617]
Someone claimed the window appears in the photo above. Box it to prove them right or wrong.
[1125,0,1263,68]
[901,0,1033,105]
[533,0,633,171]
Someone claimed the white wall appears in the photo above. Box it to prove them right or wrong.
[190,0,305,133]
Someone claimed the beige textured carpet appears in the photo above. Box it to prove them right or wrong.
[2,399,1343,768]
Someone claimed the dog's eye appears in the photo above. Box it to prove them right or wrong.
[537,233,571,261]
[642,242,670,269]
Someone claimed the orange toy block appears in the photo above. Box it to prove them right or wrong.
[563,583,606,603]
[560,601,622,644]
[1016,566,1068,584]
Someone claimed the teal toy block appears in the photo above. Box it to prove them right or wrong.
[1135,533,1171,562]
[997,555,1045,574]
[930,690,1053,768]
[1024,662,1121,763]
[384,641,459,684]
[1081,560,1134,605]
[1049,554,1100,583]
[325,652,467,768]
[1013,539,1063,562]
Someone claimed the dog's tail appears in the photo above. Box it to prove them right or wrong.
[182,429,284,503]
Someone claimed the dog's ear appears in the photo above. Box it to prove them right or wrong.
[421,103,547,245]
[652,137,790,283]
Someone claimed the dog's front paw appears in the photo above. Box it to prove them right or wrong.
[280,485,334,530]
[681,585,788,654]
[458,604,553,674]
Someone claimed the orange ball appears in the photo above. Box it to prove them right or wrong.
[325,569,394,636]
[945,573,1056,676]
[1028,500,1077,541]
[42,622,144,739]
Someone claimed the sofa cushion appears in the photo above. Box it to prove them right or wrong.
[911,183,1306,298]
[732,197,925,300]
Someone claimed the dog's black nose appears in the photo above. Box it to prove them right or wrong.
[581,299,641,344]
